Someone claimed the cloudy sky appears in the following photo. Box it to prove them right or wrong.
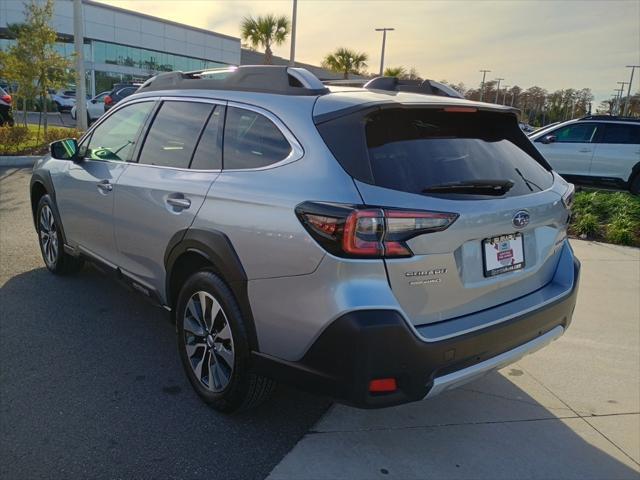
[97,0,640,103]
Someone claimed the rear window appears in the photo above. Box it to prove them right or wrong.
[317,108,553,198]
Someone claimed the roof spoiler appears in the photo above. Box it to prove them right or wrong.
[363,77,464,99]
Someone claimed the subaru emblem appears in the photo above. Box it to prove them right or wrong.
[513,210,530,229]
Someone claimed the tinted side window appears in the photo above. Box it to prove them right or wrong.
[600,124,640,144]
[552,123,597,143]
[84,101,154,162]
[138,101,213,169]
[223,107,291,169]
[191,105,224,170]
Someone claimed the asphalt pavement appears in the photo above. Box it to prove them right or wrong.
[2,166,639,480]
[0,168,330,480]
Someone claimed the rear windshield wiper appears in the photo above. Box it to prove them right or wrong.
[422,180,514,196]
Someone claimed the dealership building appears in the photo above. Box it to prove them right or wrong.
[0,0,348,96]
[0,0,241,95]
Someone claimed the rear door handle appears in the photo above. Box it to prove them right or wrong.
[96,180,113,193]
[578,148,591,153]
[166,196,191,210]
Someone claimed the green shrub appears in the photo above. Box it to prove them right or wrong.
[0,126,30,154]
[570,190,640,246]
[605,217,636,245]
[572,212,599,237]
[44,127,82,144]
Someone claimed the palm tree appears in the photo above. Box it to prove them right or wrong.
[240,14,290,65]
[322,48,368,79]
[383,66,406,78]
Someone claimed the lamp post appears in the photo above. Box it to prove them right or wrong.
[73,0,87,130]
[375,27,394,76]
[623,65,639,116]
[617,82,628,115]
[502,85,510,105]
[288,0,297,66]
[479,69,491,102]
[494,78,504,103]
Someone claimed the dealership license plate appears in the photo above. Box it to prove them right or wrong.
[482,233,525,277]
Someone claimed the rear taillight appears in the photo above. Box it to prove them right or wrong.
[296,202,458,258]
[562,183,575,210]
[104,95,112,105]
[1,94,11,104]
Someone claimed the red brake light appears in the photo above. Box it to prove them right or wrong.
[104,95,112,105]
[1,94,11,104]
[296,202,458,259]
[342,209,384,256]
[443,106,477,113]
[369,378,397,393]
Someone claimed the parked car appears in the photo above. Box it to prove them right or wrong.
[103,83,141,112]
[30,66,580,412]
[49,89,77,112]
[71,91,110,123]
[0,86,15,126]
[529,116,640,194]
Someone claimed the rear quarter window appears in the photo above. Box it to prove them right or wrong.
[223,106,291,170]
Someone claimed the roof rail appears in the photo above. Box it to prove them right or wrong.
[579,115,640,122]
[137,65,330,96]
[363,76,464,99]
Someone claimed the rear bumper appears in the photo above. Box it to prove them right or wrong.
[253,246,580,409]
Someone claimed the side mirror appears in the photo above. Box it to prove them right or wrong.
[91,99,97,104]
[50,138,79,161]
[540,134,556,144]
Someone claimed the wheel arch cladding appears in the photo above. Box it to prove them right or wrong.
[30,169,56,225]
[165,229,260,351]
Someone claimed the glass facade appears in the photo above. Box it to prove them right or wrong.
[1,37,229,96]
[92,41,226,72]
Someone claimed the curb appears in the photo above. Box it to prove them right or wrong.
[0,156,40,168]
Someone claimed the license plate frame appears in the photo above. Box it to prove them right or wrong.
[482,233,525,277]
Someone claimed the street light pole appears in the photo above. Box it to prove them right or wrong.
[479,69,491,102]
[623,65,639,116]
[613,89,623,115]
[73,0,87,130]
[617,82,628,115]
[288,0,297,66]
[502,85,509,105]
[494,78,504,103]
[375,27,394,76]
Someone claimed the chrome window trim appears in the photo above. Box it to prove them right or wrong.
[76,95,304,172]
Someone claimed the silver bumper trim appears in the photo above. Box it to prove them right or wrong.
[425,325,564,399]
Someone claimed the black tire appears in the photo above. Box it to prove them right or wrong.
[176,270,275,413]
[630,174,640,195]
[36,194,84,275]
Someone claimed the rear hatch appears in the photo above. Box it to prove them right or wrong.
[316,104,571,326]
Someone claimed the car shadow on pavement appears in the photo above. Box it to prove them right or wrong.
[271,358,640,479]
[0,264,331,480]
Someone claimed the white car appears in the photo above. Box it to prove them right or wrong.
[49,89,77,112]
[70,91,109,122]
[529,116,640,194]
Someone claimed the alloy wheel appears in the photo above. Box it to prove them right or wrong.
[39,205,58,267]
[183,291,235,392]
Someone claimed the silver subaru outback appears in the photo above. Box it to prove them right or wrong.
[30,66,580,412]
